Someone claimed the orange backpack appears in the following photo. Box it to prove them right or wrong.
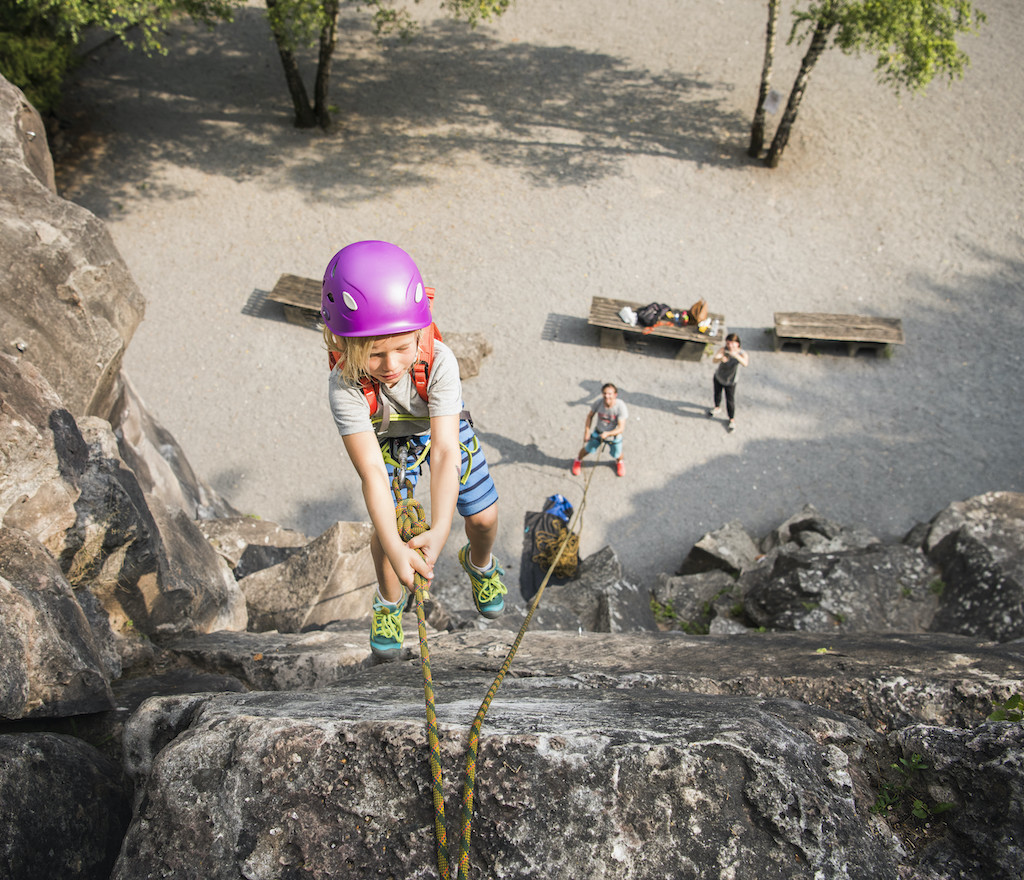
[327,287,442,416]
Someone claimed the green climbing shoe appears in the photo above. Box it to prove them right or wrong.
[458,543,507,619]
[370,595,404,660]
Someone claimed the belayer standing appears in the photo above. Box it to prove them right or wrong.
[571,383,628,477]
[707,333,749,432]
[322,240,505,660]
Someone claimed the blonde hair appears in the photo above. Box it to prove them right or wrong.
[323,326,421,385]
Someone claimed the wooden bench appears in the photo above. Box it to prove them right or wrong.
[773,312,905,356]
[588,296,725,361]
[268,274,322,326]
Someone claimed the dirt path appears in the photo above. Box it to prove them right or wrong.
[57,0,1024,598]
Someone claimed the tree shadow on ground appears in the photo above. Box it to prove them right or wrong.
[56,9,749,214]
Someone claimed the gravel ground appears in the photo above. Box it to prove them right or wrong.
[56,0,1024,597]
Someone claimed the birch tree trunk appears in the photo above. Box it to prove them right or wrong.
[313,0,340,129]
[266,0,318,128]
[748,0,780,159]
[766,15,834,168]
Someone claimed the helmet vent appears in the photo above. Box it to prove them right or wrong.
[326,291,335,303]
[415,282,424,303]
[342,291,358,311]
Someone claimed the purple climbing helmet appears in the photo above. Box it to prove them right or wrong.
[321,240,432,337]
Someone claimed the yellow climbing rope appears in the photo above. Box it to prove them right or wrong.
[391,447,601,880]
[533,518,580,578]
[392,469,450,879]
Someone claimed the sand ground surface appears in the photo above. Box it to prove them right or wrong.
[56,0,1024,599]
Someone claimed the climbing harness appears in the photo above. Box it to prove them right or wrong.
[390,441,602,880]
[382,432,477,489]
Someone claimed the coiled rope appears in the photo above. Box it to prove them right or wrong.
[391,445,601,880]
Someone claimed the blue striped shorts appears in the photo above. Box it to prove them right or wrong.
[381,420,498,517]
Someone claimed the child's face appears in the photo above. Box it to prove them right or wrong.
[725,339,740,353]
[366,331,419,386]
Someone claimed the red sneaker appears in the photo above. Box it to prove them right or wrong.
[616,460,625,477]
[571,459,581,476]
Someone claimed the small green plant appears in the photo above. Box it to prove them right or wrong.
[900,586,913,599]
[870,752,954,823]
[911,798,953,820]
[929,578,945,596]
[988,694,1024,722]
[679,619,710,635]
[650,598,677,624]
[730,602,744,618]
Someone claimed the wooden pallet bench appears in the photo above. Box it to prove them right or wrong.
[268,274,322,326]
[773,312,905,356]
[588,296,725,361]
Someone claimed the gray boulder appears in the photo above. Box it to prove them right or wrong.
[740,543,940,634]
[922,491,1024,642]
[111,630,1024,880]
[0,363,247,644]
[679,518,760,575]
[651,569,738,633]
[544,545,656,632]
[761,504,881,555]
[0,353,82,558]
[893,722,1024,878]
[0,733,131,880]
[195,515,308,578]
[0,526,115,719]
[140,495,248,637]
[114,691,894,880]
[0,75,144,420]
[164,625,379,691]
[239,520,375,632]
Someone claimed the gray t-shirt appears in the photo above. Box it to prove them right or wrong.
[329,340,463,439]
[591,399,628,434]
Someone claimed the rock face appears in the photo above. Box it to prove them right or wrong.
[678,518,760,575]
[920,491,1024,642]
[544,545,657,632]
[0,353,248,659]
[741,544,940,634]
[657,499,1024,645]
[893,722,1024,877]
[0,526,116,719]
[0,733,131,880]
[196,515,308,578]
[112,630,1024,880]
[0,76,144,420]
[239,520,375,632]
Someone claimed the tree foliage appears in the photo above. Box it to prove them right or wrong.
[0,0,240,112]
[751,0,987,167]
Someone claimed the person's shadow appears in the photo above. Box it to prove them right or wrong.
[473,431,568,469]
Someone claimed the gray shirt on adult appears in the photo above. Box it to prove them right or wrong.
[591,399,628,434]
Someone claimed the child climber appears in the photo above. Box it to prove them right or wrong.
[321,240,506,660]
